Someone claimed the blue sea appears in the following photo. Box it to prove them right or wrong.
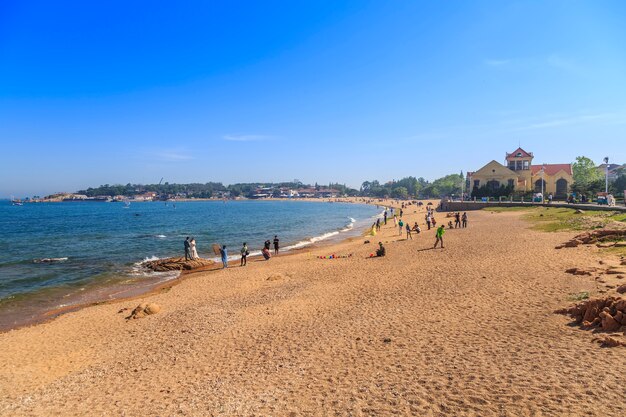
[0,200,380,330]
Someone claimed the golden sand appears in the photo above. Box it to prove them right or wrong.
[0,201,624,416]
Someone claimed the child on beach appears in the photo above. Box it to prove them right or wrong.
[433,225,445,249]
[412,222,421,234]
[406,223,412,239]
[240,242,248,266]
[376,218,381,231]
[426,215,431,230]
[398,218,404,235]
[376,242,386,257]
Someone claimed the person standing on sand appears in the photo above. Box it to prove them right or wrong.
[434,225,445,249]
[220,245,228,268]
[384,210,388,225]
[184,237,192,260]
[454,212,461,228]
[400,208,403,218]
[426,214,431,230]
[431,216,437,227]
[376,218,381,231]
[398,218,404,235]
[240,242,248,266]
[406,223,412,239]
[462,212,468,228]
[273,235,280,255]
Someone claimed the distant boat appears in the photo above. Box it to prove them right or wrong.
[10,196,23,206]
[123,199,131,208]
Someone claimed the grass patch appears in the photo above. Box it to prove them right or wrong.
[485,206,626,232]
[568,291,590,301]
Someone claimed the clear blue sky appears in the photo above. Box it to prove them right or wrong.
[1,0,625,197]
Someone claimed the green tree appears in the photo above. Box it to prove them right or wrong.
[572,156,601,191]
[391,186,408,199]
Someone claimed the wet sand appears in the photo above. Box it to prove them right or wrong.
[0,201,624,416]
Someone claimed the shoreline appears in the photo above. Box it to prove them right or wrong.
[0,198,391,333]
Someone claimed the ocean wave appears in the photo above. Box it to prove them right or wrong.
[33,257,68,264]
[155,235,167,238]
[128,256,180,280]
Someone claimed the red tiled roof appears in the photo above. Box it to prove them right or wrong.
[506,147,533,160]
[530,164,573,176]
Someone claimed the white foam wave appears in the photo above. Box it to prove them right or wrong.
[33,257,68,264]
[155,235,167,239]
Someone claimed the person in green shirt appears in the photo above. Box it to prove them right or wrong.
[398,219,404,236]
[434,225,445,249]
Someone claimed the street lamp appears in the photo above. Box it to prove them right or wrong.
[603,156,609,193]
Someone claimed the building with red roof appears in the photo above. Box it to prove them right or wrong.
[468,148,573,197]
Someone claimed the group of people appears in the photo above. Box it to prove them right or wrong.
[184,235,281,269]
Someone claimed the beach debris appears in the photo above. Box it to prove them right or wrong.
[317,254,353,259]
[118,307,130,314]
[126,303,161,320]
[267,273,283,281]
[565,267,596,276]
[617,284,626,294]
[556,230,626,249]
[383,338,392,343]
[555,296,626,334]
[364,240,370,244]
[575,209,585,214]
[593,336,626,348]
[143,257,215,272]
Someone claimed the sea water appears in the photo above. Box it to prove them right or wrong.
[0,200,380,329]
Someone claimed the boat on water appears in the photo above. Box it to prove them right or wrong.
[10,196,23,206]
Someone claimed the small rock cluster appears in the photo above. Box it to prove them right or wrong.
[555,297,626,333]
[143,257,215,271]
[555,229,626,249]
[126,303,161,320]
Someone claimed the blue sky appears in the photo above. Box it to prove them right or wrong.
[1,0,625,197]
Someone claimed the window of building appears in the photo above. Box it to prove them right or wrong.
[508,179,514,188]
[508,162,515,170]
[523,160,529,170]
[516,160,522,170]
[473,180,480,188]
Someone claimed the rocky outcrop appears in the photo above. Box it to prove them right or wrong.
[127,303,161,320]
[555,229,626,249]
[555,297,626,332]
[143,257,215,272]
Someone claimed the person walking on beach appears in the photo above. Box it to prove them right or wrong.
[376,218,381,231]
[454,212,461,228]
[462,212,468,228]
[398,218,404,236]
[406,223,412,239]
[384,210,388,225]
[273,235,280,255]
[434,225,445,249]
[431,216,437,227]
[184,237,192,260]
[190,237,199,260]
[400,208,403,218]
[220,245,228,268]
[426,214,431,230]
[240,242,248,266]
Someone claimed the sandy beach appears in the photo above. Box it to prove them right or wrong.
[1,200,625,416]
